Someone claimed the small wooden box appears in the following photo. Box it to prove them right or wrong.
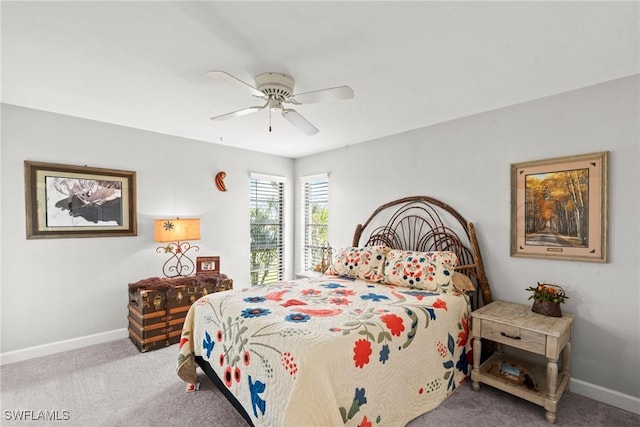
[128,275,232,352]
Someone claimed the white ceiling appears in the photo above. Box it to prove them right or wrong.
[2,1,639,158]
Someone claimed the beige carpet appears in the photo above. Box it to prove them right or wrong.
[1,338,638,426]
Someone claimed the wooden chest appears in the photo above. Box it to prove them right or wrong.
[128,274,232,352]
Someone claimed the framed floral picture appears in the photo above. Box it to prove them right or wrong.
[510,151,608,262]
[25,161,137,239]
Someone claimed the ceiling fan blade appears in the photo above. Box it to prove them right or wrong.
[210,103,267,121]
[206,70,264,97]
[291,85,354,104]
[281,109,319,136]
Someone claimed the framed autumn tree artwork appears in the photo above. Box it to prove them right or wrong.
[510,152,608,262]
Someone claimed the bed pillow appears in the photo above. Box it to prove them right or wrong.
[452,271,476,292]
[382,250,458,291]
[325,246,391,282]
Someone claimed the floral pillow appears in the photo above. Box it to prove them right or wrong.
[382,250,459,291]
[325,246,391,282]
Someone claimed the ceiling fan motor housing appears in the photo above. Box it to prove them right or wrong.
[255,72,295,100]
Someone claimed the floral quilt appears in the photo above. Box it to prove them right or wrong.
[177,275,471,427]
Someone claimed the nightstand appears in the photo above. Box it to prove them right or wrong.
[471,300,574,423]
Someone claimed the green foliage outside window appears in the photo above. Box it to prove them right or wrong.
[250,179,283,286]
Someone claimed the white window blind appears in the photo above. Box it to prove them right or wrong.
[302,174,329,272]
[250,174,285,286]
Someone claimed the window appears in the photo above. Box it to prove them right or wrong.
[302,174,329,272]
[250,174,285,285]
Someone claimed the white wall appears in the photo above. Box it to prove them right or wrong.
[295,75,640,407]
[0,105,294,356]
[1,75,638,411]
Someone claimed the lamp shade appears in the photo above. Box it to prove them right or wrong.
[154,218,200,242]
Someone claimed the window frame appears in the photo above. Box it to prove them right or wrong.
[300,173,329,273]
[249,173,286,286]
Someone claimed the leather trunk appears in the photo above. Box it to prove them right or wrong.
[128,326,182,352]
[127,274,232,352]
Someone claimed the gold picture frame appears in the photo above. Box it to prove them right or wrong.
[25,160,137,239]
[510,152,608,262]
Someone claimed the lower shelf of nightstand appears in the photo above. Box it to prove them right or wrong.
[475,353,570,407]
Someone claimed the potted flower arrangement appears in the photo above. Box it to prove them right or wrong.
[525,282,569,317]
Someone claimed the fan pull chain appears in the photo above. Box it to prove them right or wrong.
[268,105,272,132]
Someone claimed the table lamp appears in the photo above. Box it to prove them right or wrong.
[154,218,200,277]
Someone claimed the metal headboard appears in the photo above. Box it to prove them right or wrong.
[352,196,493,306]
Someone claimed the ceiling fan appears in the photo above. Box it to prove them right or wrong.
[206,71,354,135]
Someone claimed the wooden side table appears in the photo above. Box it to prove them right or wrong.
[471,300,574,423]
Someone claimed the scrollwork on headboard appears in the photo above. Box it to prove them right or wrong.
[352,196,493,306]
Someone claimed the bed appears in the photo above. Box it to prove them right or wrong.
[177,195,493,426]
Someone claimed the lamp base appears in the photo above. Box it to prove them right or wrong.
[156,241,199,277]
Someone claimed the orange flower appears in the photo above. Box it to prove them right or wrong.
[526,283,568,304]
[380,313,405,337]
[433,298,448,311]
[353,339,372,368]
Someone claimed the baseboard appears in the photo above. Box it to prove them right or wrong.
[1,333,638,416]
[570,378,640,415]
[0,328,128,366]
